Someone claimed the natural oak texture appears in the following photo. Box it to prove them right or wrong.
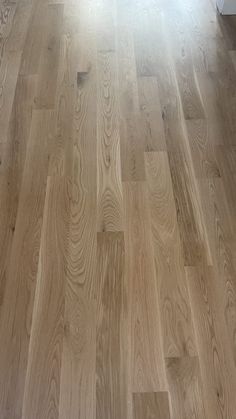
[1,0,236,418]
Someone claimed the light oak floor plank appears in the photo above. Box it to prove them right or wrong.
[145,151,196,357]
[0,110,54,419]
[1,0,236,418]
[133,392,171,419]
[0,74,37,311]
[58,31,97,419]
[96,51,123,232]
[123,181,167,392]
[34,3,63,109]
[96,232,128,419]
[22,176,71,419]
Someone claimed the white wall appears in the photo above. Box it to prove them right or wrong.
[217,0,236,14]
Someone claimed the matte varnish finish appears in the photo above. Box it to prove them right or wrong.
[0,0,236,417]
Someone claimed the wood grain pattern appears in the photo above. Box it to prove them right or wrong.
[123,181,167,392]
[96,232,128,419]
[0,74,37,309]
[97,51,123,232]
[119,113,145,181]
[1,0,236,418]
[0,50,22,143]
[133,392,171,419]
[197,177,236,365]
[0,110,54,419]
[145,152,196,357]
[186,119,221,178]
[22,176,71,419]
[117,24,139,115]
[34,4,63,109]
[165,12,205,121]
[59,287,96,419]
[68,31,97,296]
[133,8,160,77]
[95,0,116,53]
[186,265,236,419]
[216,145,236,233]
[48,33,75,178]
[20,1,47,76]
[165,121,210,266]
[58,32,97,419]
[138,77,166,151]
[166,356,206,419]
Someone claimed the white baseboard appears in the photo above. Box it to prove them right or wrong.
[217,0,236,14]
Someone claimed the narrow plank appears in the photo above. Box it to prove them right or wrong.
[138,77,166,151]
[133,392,171,419]
[48,33,75,178]
[196,72,224,139]
[197,177,236,364]
[96,232,128,419]
[123,181,167,392]
[166,356,206,419]
[58,31,97,419]
[22,176,71,419]
[59,287,96,419]
[229,50,236,72]
[0,74,37,310]
[95,0,116,52]
[216,144,236,174]
[97,51,123,232]
[152,12,182,124]
[34,4,63,109]
[0,50,22,143]
[133,8,162,77]
[165,121,210,265]
[164,10,205,120]
[218,14,236,50]
[186,119,221,178]
[4,0,35,53]
[186,265,236,419]
[117,22,145,182]
[67,31,97,297]
[0,0,18,50]
[0,110,54,419]
[20,1,48,75]
[214,68,236,145]
[117,24,139,116]
[157,57,182,123]
[119,113,145,181]
[145,152,196,356]
[196,72,235,146]
[216,145,236,233]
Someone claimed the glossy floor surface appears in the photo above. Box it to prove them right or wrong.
[1,0,236,417]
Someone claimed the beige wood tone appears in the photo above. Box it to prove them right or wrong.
[1,0,236,418]
[133,392,171,419]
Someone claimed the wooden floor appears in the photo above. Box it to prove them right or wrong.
[1,0,236,417]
